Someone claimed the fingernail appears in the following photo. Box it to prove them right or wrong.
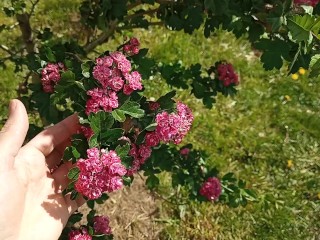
[9,99,17,115]
[9,99,17,114]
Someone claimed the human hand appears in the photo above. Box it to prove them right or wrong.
[0,99,83,240]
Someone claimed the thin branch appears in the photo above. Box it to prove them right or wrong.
[28,0,40,17]
[16,13,36,53]
[127,1,142,11]
[124,8,159,21]
[0,45,15,55]
[17,71,31,98]
[65,52,83,62]
[118,21,164,31]
[83,20,118,53]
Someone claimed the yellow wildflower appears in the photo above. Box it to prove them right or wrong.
[317,193,320,200]
[298,67,306,75]
[291,73,299,80]
[287,159,293,168]
[284,95,291,101]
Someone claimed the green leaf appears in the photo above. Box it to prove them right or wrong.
[112,109,126,122]
[61,70,76,82]
[45,47,56,62]
[146,175,160,189]
[157,90,176,109]
[287,14,320,43]
[255,39,290,70]
[204,0,228,15]
[119,101,144,118]
[67,167,80,181]
[123,175,133,186]
[68,212,83,225]
[87,200,95,209]
[71,146,81,159]
[81,61,91,78]
[266,15,284,32]
[96,193,109,204]
[145,122,157,131]
[89,133,99,148]
[100,128,124,142]
[70,190,79,200]
[115,143,130,160]
[309,56,320,78]
[87,209,96,223]
[89,112,114,134]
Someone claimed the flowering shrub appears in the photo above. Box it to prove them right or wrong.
[22,38,256,239]
[8,0,320,237]
[294,0,319,6]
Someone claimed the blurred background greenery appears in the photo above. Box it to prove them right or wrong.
[1,1,320,239]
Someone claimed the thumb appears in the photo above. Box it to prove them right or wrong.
[0,99,29,170]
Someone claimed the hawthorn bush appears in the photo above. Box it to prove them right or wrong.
[1,0,320,239]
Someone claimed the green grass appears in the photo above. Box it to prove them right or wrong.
[1,2,320,239]
[141,28,320,239]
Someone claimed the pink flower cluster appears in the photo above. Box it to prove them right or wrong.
[294,0,319,6]
[126,102,193,174]
[148,101,160,111]
[86,50,143,115]
[127,143,152,176]
[41,62,65,93]
[93,215,112,235]
[180,147,190,156]
[69,228,92,240]
[80,126,94,139]
[123,37,140,55]
[85,88,119,115]
[75,148,127,199]
[199,177,222,201]
[155,102,194,144]
[217,63,239,87]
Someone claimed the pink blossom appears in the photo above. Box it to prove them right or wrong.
[124,71,143,90]
[92,65,112,88]
[130,37,140,46]
[145,132,160,147]
[85,88,119,115]
[92,40,143,96]
[123,37,140,56]
[69,228,92,240]
[180,148,190,155]
[108,76,124,91]
[155,102,193,144]
[199,177,222,201]
[41,62,65,93]
[93,215,112,235]
[148,101,160,111]
[110,51,132,73]
[75,148,127,199]
[123,84,134,95]
[217,63,239,87]
[80,126,94,139]
[294,0,319,6]
[138,145,152,162]
[96,56,113,67]
[127,144,152,175]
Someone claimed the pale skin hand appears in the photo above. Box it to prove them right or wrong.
[0,99,84,240]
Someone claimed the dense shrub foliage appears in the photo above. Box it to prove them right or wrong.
[1,0,320,239]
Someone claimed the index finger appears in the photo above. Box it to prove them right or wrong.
[27,114,79,156]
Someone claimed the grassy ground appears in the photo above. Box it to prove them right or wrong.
[1,1,320,239]
[144,29,320,239]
